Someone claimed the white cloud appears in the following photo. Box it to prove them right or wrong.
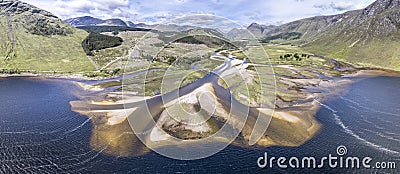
[28,0,134,20]
[313,1,371,12]
[26,0,375,27]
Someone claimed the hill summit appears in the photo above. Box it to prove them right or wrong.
[0,0,94,72]
[64,16,129,27]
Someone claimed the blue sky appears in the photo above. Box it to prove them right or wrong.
[26,0,375,27]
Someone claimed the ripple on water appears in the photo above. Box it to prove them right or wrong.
[1,76,399,173]
[317,77,400,157]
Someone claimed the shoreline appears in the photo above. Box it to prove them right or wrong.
[3,57,399,157]
[0,72,117,81]
[1,62,399,81]
[68,71,359,156]
[67,66,400,157]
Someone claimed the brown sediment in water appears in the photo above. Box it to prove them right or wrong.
[70,81,328,156]
[90,119,150,157]
[70,100,150,157]
[342,69,400,78]
[252,101,321,147]
[69,68,399,157]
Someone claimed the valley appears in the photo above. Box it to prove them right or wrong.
[0,0,399,173]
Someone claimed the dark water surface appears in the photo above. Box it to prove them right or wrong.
[0,77,398,173]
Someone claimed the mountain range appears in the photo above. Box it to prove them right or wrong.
[64,16,196,32]
[229,0,400,69]
[64,16,130,27]
[0,0,399,72]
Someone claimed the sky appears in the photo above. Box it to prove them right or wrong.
[26,0,375,27]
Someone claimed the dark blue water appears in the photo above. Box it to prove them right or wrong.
[0,77,398,173]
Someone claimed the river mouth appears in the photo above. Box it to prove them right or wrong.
[69,57,393,158]
[0,70,399,172]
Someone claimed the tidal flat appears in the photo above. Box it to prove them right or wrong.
[69,45,400,157]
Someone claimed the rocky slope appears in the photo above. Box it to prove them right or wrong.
[227,14,350,43]
[65,16,196,32]
[231,0,400,70]
[135,23,196,32]
[226,23,278,40]
[305,0,400,69]
[64,16,129,27]
[0,0,94,72]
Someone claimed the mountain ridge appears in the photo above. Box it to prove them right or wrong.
[0,0,94,72]
[304,0,400,69]
[64,16,129,27]
[2,0,400,72]
[64,16,197,32]
[231,0,400,70]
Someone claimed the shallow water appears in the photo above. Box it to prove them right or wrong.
[0,76,398,173]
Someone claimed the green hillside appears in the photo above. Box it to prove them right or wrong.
[245,0,400,70]
[0,0,94,73]
[304,2,400,70]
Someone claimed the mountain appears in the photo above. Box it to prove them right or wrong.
[0,0,94,72]
[230,15,343,42]
[304,0,400,69]
[126,21,136,27]
[226,23,278,40]
[65,16,197,32]
[233,0,400,70]
[265,15,344,43]
[101,18,127,26]
[64,16,103,27]
[128,23,196,32]
[64,16,128,27]
[247,23,278,38]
